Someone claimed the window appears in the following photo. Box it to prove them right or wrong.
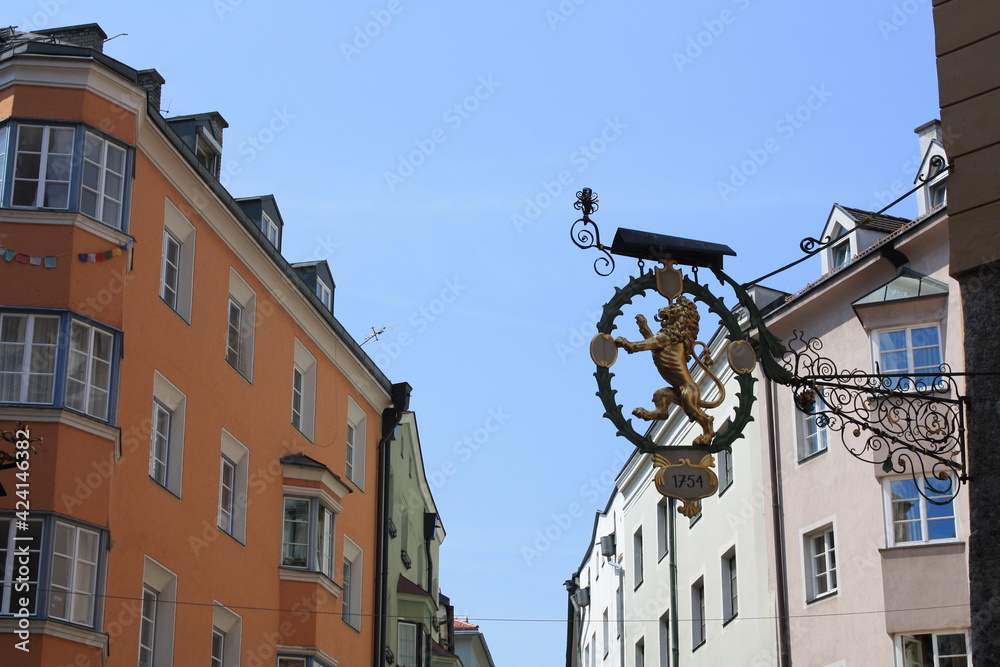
[196,129,221,178]
[345,398,367,488]
[929,182,946,208]
[633,527,644,589]
[831,239,851,269]
[798,399,829,461]
[722,549,738,623]
[874,325,943,391]
[0,517,43,616]
[0,312,59,404]
[602,608,609,657]
[804,525,837,602]
[13,124,74,209]
[81,131,126,226]
[897,632,969,666]
[0,125,7,195]
[218,431,249,542]
[635,638,645,667]
[140,557,177,667]
[262,212,280,246]
[281,497,337,579]
[150,372,186,495]
[138,585,157,667]
[717,447,733,493]
[0,310,120,422]
[211,603,242,667]
[398,621,422,667]
[66,319,114,419]
[884,477,957,546]
[656,501,669,561]
[49,522,100,626]
[659,612,670,667]
[691,578,705,649]
[316,279,332,310]
[342,537,363,629]
[226,271,256,381]
[3,122,132,229]
[291,342,317,440]
[160,200,196,321]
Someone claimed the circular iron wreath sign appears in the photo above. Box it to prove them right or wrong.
[592,270,758,454]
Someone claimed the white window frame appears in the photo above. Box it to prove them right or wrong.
[218,431,249,543]
[398,620,421,667]
[872,323,944,392]
[0,517,43,616]
[342,537,363,630]
[226,271,256,381]
[633,527,644,590]
[12,124,74,210]
[81,130,126,227]
[281,495,339,580]
[721,547,737,623]
[65,319,114,420]
[196,128,221,178]
[0,125,7,196]
[691,577,705,649]
[895,631,970,667]
[48,521,101,626]
[291,341,317,440]
[0,312,59,405]
[883,476,958,547]
[161,200,196,321]
[262,212,280,246]
[211,602,242,667]
[316,279,332,310]
[717,447,733,493]
[797,397,829,462]
[656,501,669,562]
[803,522,838,603]
[150,372,186,496]
[346,398,367,488]
[140,557,177,667]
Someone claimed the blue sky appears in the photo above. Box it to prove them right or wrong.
[10,1,940,664]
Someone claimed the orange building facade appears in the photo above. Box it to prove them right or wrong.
[0,24,407,667]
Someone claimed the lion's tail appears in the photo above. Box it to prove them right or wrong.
[692,341,726,408]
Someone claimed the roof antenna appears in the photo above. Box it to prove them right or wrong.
[103,33,127,43]
[361,325,397,346]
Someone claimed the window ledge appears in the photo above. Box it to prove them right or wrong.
[797,448,828,465]
[722,612,737,628]
[0,406,120,451]
[0,617,109,657]
[0,208,131,245]
[279,567,343,598]
[692,639,706,652]
[880,540,965,554]
[719,480,733,497]
[806,591,838,606]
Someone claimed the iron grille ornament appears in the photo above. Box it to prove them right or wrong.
[571,187,969,506]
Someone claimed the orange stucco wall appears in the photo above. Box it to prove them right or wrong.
[1,67,384,667]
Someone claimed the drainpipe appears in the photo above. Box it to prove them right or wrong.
[668,498,679,667]
[375,382,412,667]
[608,561,626,667]
[764,375,791,667]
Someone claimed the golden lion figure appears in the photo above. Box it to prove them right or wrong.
[614,296,725,445]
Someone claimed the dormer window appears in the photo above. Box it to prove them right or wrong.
[195,128,221,178]
[316,280,332,310]
[831,239,851,269]
[262,213,279,247]
[929,182,946,208]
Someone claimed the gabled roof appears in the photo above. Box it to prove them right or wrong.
[453,618,479,630]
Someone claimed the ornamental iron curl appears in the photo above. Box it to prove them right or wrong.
[572,188,615,276]
[782,331,966,503]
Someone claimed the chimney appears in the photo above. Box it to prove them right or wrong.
[137,69,166,113]
[914,119,943,160]
[35,23,108,53]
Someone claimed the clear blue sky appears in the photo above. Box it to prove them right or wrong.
[9,1,940,665]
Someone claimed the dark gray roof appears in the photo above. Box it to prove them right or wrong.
[279,453,352,492]
[840,206,911,234]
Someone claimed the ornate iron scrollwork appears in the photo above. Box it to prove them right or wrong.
[571,188,615,276]
[782,331,966,503]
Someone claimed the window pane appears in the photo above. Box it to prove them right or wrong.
[910,327,939,348]
[17,125,43,151]
[48,126,74,154]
